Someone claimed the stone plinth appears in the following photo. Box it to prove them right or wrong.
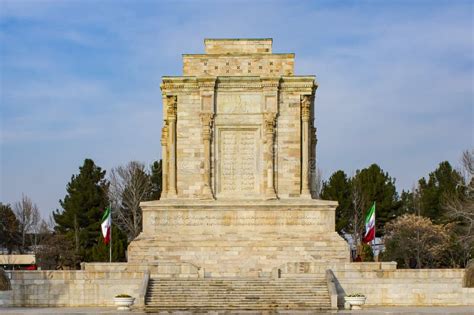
[128,199,350,277]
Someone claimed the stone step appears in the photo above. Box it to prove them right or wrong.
[144,278,331,311]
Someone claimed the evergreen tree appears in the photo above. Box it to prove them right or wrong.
[350,164,399,237]
[320,170,352,234]
[0,203,20,254]
[418,161,464,223]
[90,226,127,262]
[150,160,162,200]
[53,159,109,264]
[399,190,418,215]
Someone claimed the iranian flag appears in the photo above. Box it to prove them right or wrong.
[362,202,375,244]
[101,207,111,245]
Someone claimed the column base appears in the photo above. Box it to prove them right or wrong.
[265,189,278,200]
[300,190,312,199]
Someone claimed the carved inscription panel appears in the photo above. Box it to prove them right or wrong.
[218,129,259,196]
[217,93,262,114]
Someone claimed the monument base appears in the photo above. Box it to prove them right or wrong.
[128,199,350,277]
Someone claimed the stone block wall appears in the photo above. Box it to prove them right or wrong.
[4,270,145,307]
[183,54,295,77]
[333,267,474,306]
[278,262,474,306]
[205,38,273,54]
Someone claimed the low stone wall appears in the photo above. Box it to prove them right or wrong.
[4,270,145,307]
[278,262,474,306]
[0,291,12,306]
[332,267,474,306]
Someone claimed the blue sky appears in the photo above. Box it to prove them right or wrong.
[1,0,473,218]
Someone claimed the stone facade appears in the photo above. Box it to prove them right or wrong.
[128,38,349,274]
[159,38,316,200]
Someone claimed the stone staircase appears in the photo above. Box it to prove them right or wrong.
[144,278,332,312]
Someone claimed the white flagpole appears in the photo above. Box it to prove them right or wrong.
[109,203,112,263]
[372,202,376,260]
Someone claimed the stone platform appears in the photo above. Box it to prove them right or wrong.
[128,199,350,277]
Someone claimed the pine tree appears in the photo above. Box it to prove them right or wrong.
[320,170,352,234]
[0,203,20,254]
[53,159,109,264]
[90,226,127,262]
[350,164,399,238]
[418,161,463,223]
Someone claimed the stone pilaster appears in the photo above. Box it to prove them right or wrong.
[167,96,178,197]
[200,112,214,199]
[301,95,311,198]
[264,112,277,199]
[161,124,168,199]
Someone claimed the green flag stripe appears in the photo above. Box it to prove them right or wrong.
[101,207,110,222]
[365,202,375,224]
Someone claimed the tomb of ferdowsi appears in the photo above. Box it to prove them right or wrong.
[1,39,472,311]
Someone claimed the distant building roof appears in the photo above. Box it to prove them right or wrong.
[0,255,35,265]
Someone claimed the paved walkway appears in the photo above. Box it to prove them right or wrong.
[1,306,473,314]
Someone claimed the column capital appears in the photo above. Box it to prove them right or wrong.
[263,112,277,135]
[200,112,215,126]
[167,95,177,121]
[301,95,311,122]
[200,112,214,141]
[161,124,168,146]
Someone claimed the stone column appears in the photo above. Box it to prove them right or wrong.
[264,112,277,199]
[200,112,214,199]
[167,96,178,197]
[161,124,168,199]
[301,95,311,197]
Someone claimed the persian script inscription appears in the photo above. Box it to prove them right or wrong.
[220,130,257,194]
[156,212,323,227]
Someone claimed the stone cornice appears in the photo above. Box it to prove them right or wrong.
[182,53,294,58]
[280,76,317,92]
[161,76,317,92]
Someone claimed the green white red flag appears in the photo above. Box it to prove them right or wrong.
[101,207,111,245]
[362,202,375,244]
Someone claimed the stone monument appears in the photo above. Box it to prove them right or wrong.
[128,38,349,277]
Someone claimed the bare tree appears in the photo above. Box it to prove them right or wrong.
[109,161,152,242]
[14,194,40,253]
[443,149,474,266]
[384,214,451,268]
[349,178,365,254]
